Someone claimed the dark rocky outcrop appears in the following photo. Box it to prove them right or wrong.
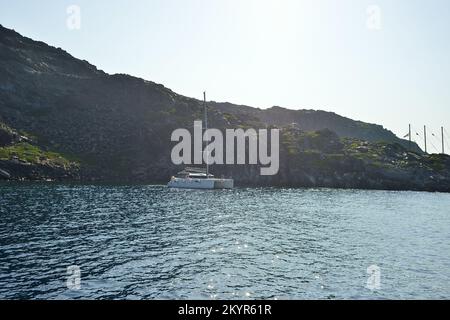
[209,128,450,192]
[0,122,20,146]
[1,24,449,191]
[0,123,80,181]
[0,158,79,181]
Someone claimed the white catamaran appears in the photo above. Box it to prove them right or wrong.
[167,92,234,189]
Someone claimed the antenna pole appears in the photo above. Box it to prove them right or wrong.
[203,92,209,177]
[442,126,445,154]
[424,125,427,153]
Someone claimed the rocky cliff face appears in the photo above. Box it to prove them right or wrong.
[209,127,450,192]
[1,24,449,191]
[0,122,79,181]
[210,103,422,153]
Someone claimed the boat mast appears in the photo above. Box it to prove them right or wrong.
[203,91,209,177]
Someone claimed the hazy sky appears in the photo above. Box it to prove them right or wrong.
[1,0,449,151]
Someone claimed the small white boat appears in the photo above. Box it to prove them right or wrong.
[167,92,234,190]
[168,168,233,189]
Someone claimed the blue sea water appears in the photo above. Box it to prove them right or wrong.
[0,183,449,299]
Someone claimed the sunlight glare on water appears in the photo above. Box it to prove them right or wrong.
[1,184,449,299]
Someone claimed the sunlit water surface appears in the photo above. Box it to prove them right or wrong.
[1,184,449,299]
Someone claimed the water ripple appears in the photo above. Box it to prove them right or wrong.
[1,183,450,299]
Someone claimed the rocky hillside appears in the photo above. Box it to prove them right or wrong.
[1,24,449,191]
[0,122,79,181]
[209,102,421,153]
[209,127,450,192]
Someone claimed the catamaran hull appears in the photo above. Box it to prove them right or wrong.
[167,178,234,189]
